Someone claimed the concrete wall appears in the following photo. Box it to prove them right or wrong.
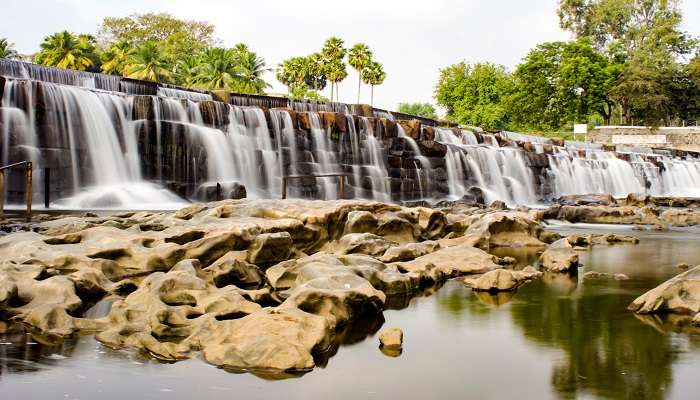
[589,126,700,152]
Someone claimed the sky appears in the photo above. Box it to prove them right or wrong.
[2,0,699,114]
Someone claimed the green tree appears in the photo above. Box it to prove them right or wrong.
[100,39,132,75]
[361,61,385,106]
[229,43,271,94]
[325,59,347,102]
[174,55,201,87]
[276,56,307,95]
[124,41,172,82]
[397,102,438,120]
[348,43,373,103]
[35,31,99,71]
[435,62,513,129]
[303,52,327,92]
[321,37,347,101]
[193,47,239,90]
[0,38,19,59]
[97,13,216,56]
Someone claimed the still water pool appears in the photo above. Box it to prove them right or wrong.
[2,225,700,399]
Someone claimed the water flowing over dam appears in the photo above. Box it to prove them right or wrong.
[2,59,700,209]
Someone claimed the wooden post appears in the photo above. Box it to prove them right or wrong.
[216,182,222,201]
[44,168,50,208]
[0,171,5,219]
[25,162,33,222]
[281,177,288,199]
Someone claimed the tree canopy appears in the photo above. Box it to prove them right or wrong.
[397,102,438,120]
[0,38,19,59]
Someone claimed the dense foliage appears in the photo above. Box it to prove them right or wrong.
[436,0,700,130]
[277,38,386,103]
[2,13,271,95]
[397,102,438,120]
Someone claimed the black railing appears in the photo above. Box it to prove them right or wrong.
[0,161,33,221]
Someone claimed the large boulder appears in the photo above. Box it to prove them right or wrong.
[628,266,700,320]
[333,233,397,257]
[393,244,500,279]
[540,239,579,273]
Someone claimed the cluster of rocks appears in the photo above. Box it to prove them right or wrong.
[541,193,700,228]
[0,199,557,373]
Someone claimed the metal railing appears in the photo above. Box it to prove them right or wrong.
[281,174,348,200]
[0,161,33,221]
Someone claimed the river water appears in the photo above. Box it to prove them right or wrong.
[2,225,700,399]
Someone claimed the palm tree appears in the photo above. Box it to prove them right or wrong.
[326,59,347,102]
[231,43,271,94]
[101,40,132,75]
[124,41,172,82]
[304,52,327,92]
[361,61,386,106]
[321,37,346,100]
[277,56,307,95]
[174,55,201,87]
[348,43,373,104]
[0,38,19,59]
[35,31,96,71]
[194,47,239,90]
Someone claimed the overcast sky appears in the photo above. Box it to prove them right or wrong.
[2,0,699,113]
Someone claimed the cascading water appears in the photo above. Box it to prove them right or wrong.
[397,125,430,199]
[434,128,537,205]
[358,117,391,202]
[308,112,341,199]
[0,78,184,209]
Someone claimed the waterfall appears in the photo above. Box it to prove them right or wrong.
[397,125,430,199]
[308,112,340,199]
[434,128,537,205]
[359,117,391,202]
[548,149,646,198]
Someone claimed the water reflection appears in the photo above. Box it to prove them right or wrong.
[2,228,700,399]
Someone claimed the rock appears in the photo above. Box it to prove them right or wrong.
[540,238,579,273]
[334,233,398,257]
[204,251,263,289]
[628,266,700,318]
[247,232,293,265]
[677,263,691,271]
[379,328,403,349]
[566,233,639,248]
[632,225,647,231]
[613,273,630,280]
[451,211,546,250]
[463,267,542,292]
[582,271,629,280]
[394,244,500,279]
[539,230,562,244]
[489,200,508,210]
[344,210,378,234]
[556,194,617,207]
[379,241,440,262]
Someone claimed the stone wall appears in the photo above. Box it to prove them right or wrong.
[589,126,700,152]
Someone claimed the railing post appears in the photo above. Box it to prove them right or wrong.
[0,170,5,219]
[44,167,50,208]
[25,162,32,222]
[216,182,222,201]
[281,177,288,199]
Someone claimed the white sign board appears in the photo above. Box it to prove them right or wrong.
[612,135,667,145]
[574,124,588,134]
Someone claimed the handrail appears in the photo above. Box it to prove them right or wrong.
[0,161,33,221]
[281,173,348,200]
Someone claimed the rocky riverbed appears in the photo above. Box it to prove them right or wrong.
[2,196,700,376]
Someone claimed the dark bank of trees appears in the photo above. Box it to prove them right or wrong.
[436,0,700,131]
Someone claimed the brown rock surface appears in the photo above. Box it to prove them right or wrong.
[540,239,579,273]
